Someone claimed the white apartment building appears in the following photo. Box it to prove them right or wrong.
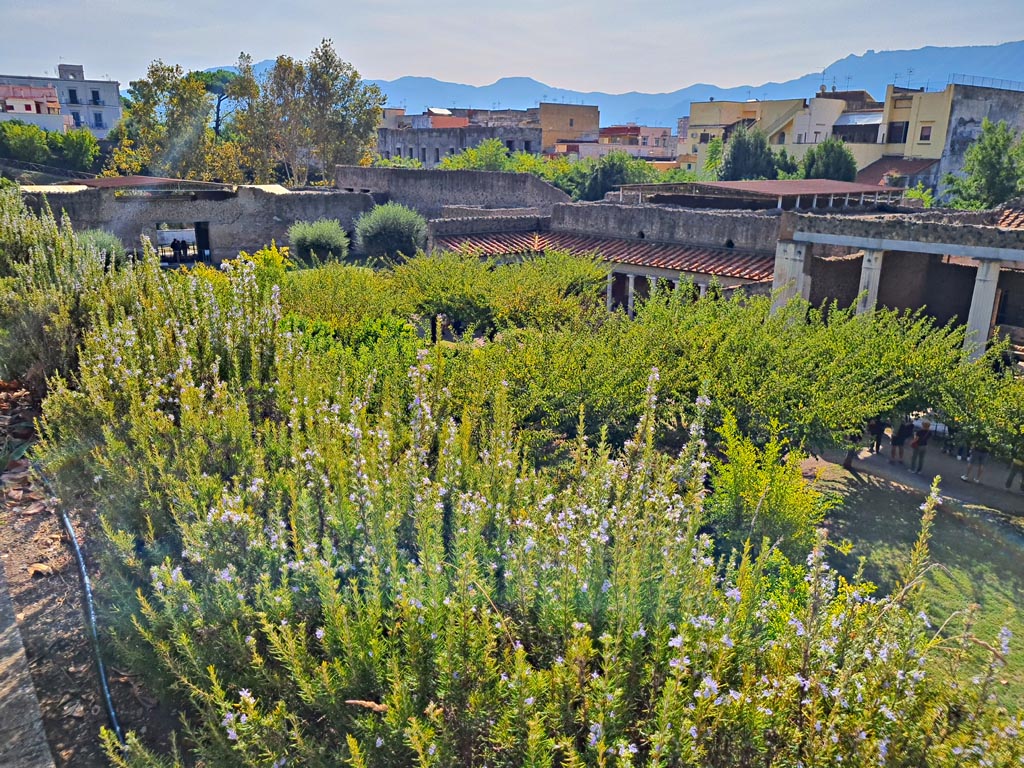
[0,64,121,138]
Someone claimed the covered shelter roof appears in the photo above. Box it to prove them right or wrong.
[435,230,774,281]
[856,157,939,186]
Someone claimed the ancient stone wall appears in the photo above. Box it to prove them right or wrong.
[22,186,375,261]
[440,205,542,218]
[334,166,570,217]
[550,203,781,252]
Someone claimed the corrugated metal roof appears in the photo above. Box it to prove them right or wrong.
[692,179,897,197]
[435,231,775,281]
[834,111,884,126]
[75,175,234,189]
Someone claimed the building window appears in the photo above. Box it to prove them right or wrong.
[68,88,78,105]
[699,132,710,144]
[524,140,532,152]
[420,147,426,162]
[887,121,910,144]
[91,89,101,105]
[408,147,413,159]
[506,140,515,151]
[93,112,103,128]
[384,151,390,159]
[919,125,932,142]
[641,136,648,146]
[449,147,455,155]
[24,104,32,111]
[71,111,81,127]
[434,148,440,163]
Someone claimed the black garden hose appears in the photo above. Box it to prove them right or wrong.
[33,463,125,745]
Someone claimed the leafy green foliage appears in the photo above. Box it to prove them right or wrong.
[719,127,778,181]
[0,121,51,164]
[904,182,935,208]
[78,228,128,268]
[706,413,833,560]
[438,138,512,171]
[371,153,423,169]
[943,117,1024,209]
[801,138,858,182]
[355,202,428,259]
[562,151,661,201]
[287,218,350,264]
[2,189,1023,767]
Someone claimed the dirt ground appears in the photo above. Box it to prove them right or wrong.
[0,382,179,767]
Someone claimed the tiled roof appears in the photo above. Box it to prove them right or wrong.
[998,207,1024,230]
[435,231,775,281]
[856,157,938,186]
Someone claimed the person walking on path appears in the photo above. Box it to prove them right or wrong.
[868,417,887,454]
[1007,454,1024,492]
[910,420,933,474]
[961,442,989,484]
[890,416,914,465]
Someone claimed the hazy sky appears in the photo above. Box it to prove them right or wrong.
[1,0,1022,92]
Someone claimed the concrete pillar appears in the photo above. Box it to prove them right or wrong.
[698,283,708,298]
[771,241,809,312]
[964,260,1001,359]
[606,272,614,312]
[626,274,636,318]
[855,249,885,314]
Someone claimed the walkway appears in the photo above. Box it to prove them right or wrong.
[0,557,55,767]
[838,442,1024,518]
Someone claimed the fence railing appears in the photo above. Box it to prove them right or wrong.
[948,73,1024,93]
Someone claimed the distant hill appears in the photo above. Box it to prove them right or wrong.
[211,40,1024,127]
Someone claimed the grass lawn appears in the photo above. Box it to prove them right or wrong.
[814,463,1024,706]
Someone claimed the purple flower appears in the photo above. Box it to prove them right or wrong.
[226,728,238,741]
[315,627,325,641]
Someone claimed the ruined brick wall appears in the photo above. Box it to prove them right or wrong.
[808,254,861,308]
[22,186,375,261]
[550,203,781,252]
[334,166,570,217]
[440,205,542,218]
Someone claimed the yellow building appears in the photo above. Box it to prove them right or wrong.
[535,102,599,152]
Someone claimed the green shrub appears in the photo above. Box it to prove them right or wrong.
[287,218,350,265]
[355,202,427,259]
[78,228,127,269]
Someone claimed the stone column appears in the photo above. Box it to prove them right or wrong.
[964,260,1001,359]
[855,249,885,314]
[606,272,614,312]
[626,274,636,318]
[771,241,808,312]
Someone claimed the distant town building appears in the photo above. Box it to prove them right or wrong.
[0,84,71,133]
[377,124,543,167]
[0,64,121,139]
[558,124,677,161]
[682,77,1024,194]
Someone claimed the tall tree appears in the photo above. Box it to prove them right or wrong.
[944,117,1024,209]
[304,39,384,173]
[103,61,214,178]
[195,69,239,140]
[718,128,777,181]
[801,137,858,182]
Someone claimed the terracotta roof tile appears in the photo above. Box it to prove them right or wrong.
[855,158,938,186]
[998,207,1024,230]
[435,231,775,281]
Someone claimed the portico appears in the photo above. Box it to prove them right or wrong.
[771,213,1024,359]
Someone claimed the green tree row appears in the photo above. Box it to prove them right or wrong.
[0,188,1020,766]
[0,121,100,172]
[104,39,384,185]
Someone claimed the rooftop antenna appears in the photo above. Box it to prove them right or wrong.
[907,67,915,88]
[845,75,852,90]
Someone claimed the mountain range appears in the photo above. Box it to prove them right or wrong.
[218,40,1024,127]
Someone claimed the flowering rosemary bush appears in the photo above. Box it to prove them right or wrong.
[0,186,1020,766]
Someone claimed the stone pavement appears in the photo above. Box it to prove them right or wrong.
[841,440,1024,517]
[0,557,55,768]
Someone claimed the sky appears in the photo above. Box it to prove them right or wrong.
[1,0,1023,93]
